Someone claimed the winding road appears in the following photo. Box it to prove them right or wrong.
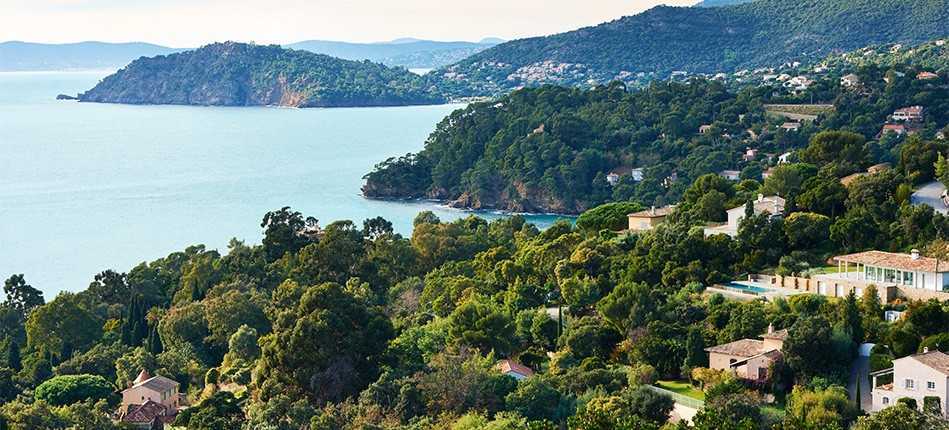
[911,181,948,215]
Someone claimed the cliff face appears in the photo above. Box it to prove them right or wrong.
[79,42,445,108]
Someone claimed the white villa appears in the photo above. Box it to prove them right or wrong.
[815,249,949,294]
[871,349,949,418]
[719,170,741,181]
[704,195,786,238]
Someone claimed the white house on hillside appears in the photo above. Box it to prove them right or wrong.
[704,195,786,238]
[871,350,949,418]
[816,249,949,293]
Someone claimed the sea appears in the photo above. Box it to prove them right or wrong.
[0,71,570,296]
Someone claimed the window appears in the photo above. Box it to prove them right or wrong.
[883,397,889,405]
[928,381,936,390]
[903,272,914,286]
[905,379,915,389]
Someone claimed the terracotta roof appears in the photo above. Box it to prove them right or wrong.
[834,250,949,273]
[119,401,172,425]
[705,339,767,358]
[629,206,675,218]
[498,359,534,377]
[911,350,949,375]
[917,72,939,80]
[131,375,179,393]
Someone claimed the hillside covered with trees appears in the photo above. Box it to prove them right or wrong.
[78,42,446,108]
[428,0,949,96]
[365,62,949,213]
[6,149,949,428]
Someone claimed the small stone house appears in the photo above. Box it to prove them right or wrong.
[705,324,786,382]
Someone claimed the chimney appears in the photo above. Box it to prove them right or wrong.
[911,249,920,260]
[767,323,774,334]
[650,206,656,216]
[924,347,930,353]
[757,193,764,202]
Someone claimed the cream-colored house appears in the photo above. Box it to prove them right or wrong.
[117,370,181,429]
[704,195,785,238]
[871,350,949,417]
[121,370,181,411]
[705,324,786,382]
[627,206,675,232]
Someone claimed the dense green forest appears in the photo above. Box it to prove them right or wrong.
[78,42,445,107]
[6,130,949,428]
[427,0,949,96]
[365,64,949,213]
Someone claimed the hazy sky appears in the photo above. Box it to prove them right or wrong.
[1,0,697,46]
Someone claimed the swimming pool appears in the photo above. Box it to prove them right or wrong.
[723,281,771,295]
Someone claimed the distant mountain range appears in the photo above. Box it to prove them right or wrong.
[0,41,183,71]
[430,0,949,96]
[285,38,503,69]
[0,38,503,72]
[78,42,444,108]
[693,0,757,7]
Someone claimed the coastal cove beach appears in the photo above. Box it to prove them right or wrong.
[0,71,570,296]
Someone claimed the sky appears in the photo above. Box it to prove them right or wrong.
[1,0,697,47]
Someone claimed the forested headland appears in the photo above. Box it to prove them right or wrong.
[78,42,445,108]
[365,62,949,214]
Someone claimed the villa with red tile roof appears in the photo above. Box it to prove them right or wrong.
[498,359,534,380]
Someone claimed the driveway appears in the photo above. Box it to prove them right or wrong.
[911,181,948,215]
[850,343,874,411]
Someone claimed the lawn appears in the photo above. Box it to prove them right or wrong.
[811,265,859,275]
[655,380,705,400]
[761,404,786,421]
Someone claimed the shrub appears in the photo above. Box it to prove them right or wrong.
[34,374,116,406]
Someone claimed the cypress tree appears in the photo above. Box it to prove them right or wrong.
[146,324,163,355]
[684,326,708,368]
[5,340,20,371]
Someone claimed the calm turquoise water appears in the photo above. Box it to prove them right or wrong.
[0,72,569,295]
